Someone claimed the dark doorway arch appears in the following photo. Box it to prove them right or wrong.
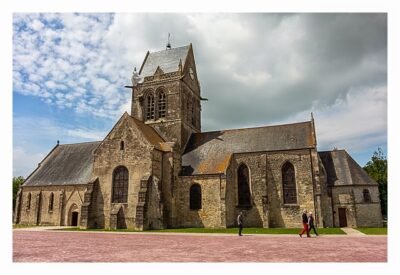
[71,212,79,226]
[190,184,202,210]
[68,203,79,226]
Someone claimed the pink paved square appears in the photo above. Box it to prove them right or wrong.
[13,230,387,262]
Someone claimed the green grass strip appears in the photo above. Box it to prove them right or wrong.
[53,227,345,235]
[355,227,387,235]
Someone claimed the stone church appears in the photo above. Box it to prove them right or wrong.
[14,43,383,229]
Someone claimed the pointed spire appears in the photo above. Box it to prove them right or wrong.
[310,112,317,147]
[178,59,182,73]
[166,33,171,50]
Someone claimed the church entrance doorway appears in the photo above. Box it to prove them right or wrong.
[68,203,79,226]
[338,208,347,227]
[71,212,79,226]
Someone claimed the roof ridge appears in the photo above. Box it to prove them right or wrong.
[58,141,102,146]
[130,115,165,143]
[197,120,312,135]
[318,149,347,153]
[149,44,190,54]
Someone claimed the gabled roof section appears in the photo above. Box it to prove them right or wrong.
[181,121,315,175]
[23,141,101,186]
[318,150,377,186]
[97,112,165,151]
[139,45,190,77]
[130,116,165,148]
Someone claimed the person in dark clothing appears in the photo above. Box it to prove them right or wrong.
[237,211,244,236]
[307,212,319,236]
[299,209,310,237]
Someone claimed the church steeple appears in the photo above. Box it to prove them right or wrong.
[131,44,201,152]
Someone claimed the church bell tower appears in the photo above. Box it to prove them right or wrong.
[130,43,201,152]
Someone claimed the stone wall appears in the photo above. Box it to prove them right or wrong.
[17,185,86,226]
[266,150,315,228]
[92,114,156,229]
[331,185,382,228]
[144,150,164,229]
[331,186,357,227]
[318,165,334,228]
[176,175,224,228]
[225,153,267,228]
[159,147,177,228]
[175,149,316,229]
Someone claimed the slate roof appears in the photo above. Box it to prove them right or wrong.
[23,141,101,187]
[139,45,190,77]
[181,121,315,175]
[318,150,377,186]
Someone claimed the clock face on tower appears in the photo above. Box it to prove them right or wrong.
[189,67,194,80]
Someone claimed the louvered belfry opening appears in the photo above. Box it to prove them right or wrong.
[146,93,155,120]
[158,90,166,118]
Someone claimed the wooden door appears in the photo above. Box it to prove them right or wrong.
[338,208,347,227]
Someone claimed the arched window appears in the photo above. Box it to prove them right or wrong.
[112,166,129,203]
[363,189,372,203]
[238,164,251,206]
[48,192,54,212]
[282,162,297,204]
[120,140,124,151]
[146,93,155,120]
[190,184,202,210]
[157,90,166,118]
[26,193,31,210]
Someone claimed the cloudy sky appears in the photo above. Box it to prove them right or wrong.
[13,13,387,177]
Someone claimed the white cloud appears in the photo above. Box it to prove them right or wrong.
[233,71,272,87]
[13,13,130,120]
[30,19,44,31]
[66,129,107,140]
[13,147,45,178]
[282,85,387,153]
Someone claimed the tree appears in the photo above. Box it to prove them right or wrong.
[13,176,24,212]
[363,148,387,218]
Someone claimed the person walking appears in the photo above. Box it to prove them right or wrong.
[237,211,244,236]
[307,212,319,236]
[299,209,310,237]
